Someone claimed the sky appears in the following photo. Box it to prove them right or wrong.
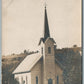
[2,0,81,55]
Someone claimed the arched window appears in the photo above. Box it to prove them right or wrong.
[48,78,53,84]
[26,76,28,84]
[21,77,25,84]
[36,76,38,84]
[41,47,43,54]
[57,76,59,84]
[48,47,51,54]
[23,80,25,84]
[21,77,23,84]
[16,77,19,83]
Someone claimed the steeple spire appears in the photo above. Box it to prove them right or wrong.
[44,6,50,41]
[38,6,56,45]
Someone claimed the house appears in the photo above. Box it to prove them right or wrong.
[13,6,64,84]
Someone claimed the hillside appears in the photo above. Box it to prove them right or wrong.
[2,51,38,84]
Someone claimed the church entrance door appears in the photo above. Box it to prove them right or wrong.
[48,78,53,84]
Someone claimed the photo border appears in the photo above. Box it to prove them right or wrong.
[0,0,83,84]
[0,0,1,84]
[81,0,84,84]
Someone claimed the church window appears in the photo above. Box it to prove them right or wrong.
[36,76,38,84]
[48,47,51,54]
[23,80,25,84]
[16,77,19,83]
[57,76,59,84]
[48,78,53,84]
[21,77,25,84]
[41,47,43,54]
[26,76,28,84]
[21,77,23,84]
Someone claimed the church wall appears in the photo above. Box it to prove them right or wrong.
[14,72,31,84]
[55,63,64,84]
[43,39,56,84]
[31,59,43,84]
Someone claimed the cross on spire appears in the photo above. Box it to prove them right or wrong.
[45,2,47,8]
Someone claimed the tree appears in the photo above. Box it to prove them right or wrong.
[63,50,81,84]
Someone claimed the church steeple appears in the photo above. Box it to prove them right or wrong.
[38,6,53,45]
[44,6,50,41]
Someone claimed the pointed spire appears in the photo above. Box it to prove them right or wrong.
[44,6,50,41]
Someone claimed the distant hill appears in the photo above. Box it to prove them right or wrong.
[2,51,38,84]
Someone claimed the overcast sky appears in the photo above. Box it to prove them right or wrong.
[2,0,81,55]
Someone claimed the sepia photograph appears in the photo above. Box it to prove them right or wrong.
[2,0,82,84]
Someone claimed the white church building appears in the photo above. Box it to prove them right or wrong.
[13,6,64,84]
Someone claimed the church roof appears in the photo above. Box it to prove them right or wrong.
[55,58,64,70]
[12,52,64,74]
[38,37,56,45]
[45,37,56,44]
[38,37,45,45]
[13,53,42,74]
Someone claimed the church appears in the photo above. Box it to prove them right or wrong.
[13,6,64,84]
